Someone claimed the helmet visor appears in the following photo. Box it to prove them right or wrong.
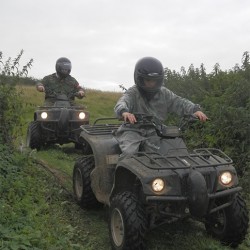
[60,62,71,70]
[138,72,163,80]
[58,62,71,76]
[137,72,164,93]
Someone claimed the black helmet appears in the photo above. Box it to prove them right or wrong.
[134,57,164,93]
[55,57,72,78]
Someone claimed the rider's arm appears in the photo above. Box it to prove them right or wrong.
[164,88,208,121]
[114,87,135,118]
[73,79,85,98]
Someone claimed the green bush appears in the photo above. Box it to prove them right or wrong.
[165,52,250,180]
[0,50,33,146]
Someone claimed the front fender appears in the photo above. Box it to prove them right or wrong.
[110,157,181,201]
[110,166,139,202]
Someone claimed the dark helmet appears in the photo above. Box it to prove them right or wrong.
[134,57,164,93]
[55,57,72,78]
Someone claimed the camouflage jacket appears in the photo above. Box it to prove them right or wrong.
[37,73,84,102]
[114,85,201,122]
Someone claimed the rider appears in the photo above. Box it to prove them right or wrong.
[36,57,85,106]
[114,56,208,158]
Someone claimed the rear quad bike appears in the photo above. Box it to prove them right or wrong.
[26,93,90,151]
[72,114,249,250]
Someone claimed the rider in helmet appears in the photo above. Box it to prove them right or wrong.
[114,56,208,158]
[36,57,85,106]
[55,57,72,79]
[134,56,164,96]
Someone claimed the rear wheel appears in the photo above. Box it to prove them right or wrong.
[73,156,100,209]
[109,191,147,250]
[26,121,42,150]
[205,194,249,247]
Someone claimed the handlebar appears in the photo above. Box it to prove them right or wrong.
[122,113,181,138]
[122,113,205,126]
[44,91,84,100]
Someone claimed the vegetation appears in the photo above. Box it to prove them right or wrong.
[0,50,33,146]
[0,51,249,249]
[165,53,250,181]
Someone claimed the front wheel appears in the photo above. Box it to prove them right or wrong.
[26,121,43,150]
[205,194,249,247]
[109,191,147,250]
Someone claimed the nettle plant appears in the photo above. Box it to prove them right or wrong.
[0,50,33,145]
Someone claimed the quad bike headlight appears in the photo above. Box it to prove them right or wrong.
[219,171,233,186]
[152,178,165,192]
[41,112,48,119]
[79,112,86,120]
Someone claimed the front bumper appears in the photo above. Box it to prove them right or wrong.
[145,186,242,217]
[146,186,242,202]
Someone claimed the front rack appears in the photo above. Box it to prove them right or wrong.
[132,148,233,170]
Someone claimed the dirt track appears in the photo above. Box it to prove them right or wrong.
[33,158,73,196]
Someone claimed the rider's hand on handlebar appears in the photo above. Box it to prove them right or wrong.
[193,111,208,122]
[77,90,85,98]
[122,112,137,124]
[37,85,45,92]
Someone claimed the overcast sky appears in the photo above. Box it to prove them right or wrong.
[1,0,250,91]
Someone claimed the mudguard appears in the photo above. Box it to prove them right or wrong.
[187,168,209,218]
[58,108,69,131]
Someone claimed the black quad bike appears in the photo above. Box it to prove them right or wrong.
[26,93,89,150]
[73,114,249,249]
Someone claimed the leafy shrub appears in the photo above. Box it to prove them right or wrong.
[0,50,33,146]
[165,52,250,183]
[0,150,86,249]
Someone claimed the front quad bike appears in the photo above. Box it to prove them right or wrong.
[26,93,89,150]
[72,114,249,250]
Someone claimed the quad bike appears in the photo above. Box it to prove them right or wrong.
[73,114,249,249]
[26,93,89,150]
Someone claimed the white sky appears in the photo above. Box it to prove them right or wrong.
[1,0,250,91]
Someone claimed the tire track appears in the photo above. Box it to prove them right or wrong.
[33,158,74,197]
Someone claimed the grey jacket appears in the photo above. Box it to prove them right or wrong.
[114,85,201,122]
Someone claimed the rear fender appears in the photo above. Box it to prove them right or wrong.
[79,131,121,204]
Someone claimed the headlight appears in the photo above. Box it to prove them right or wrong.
[152,178,165,192]
[219,171,233,186]
[41,112,48,119]
[79,112,86,120]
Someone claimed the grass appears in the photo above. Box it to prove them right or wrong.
[2,84,249,249]
[0,150,110,250]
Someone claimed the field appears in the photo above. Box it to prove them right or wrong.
[6,85,249,249]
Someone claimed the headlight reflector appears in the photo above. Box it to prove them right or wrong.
[79,112,85,119]
[41,112,48,119]
[219,171,233,186]
[152,178,165,192]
